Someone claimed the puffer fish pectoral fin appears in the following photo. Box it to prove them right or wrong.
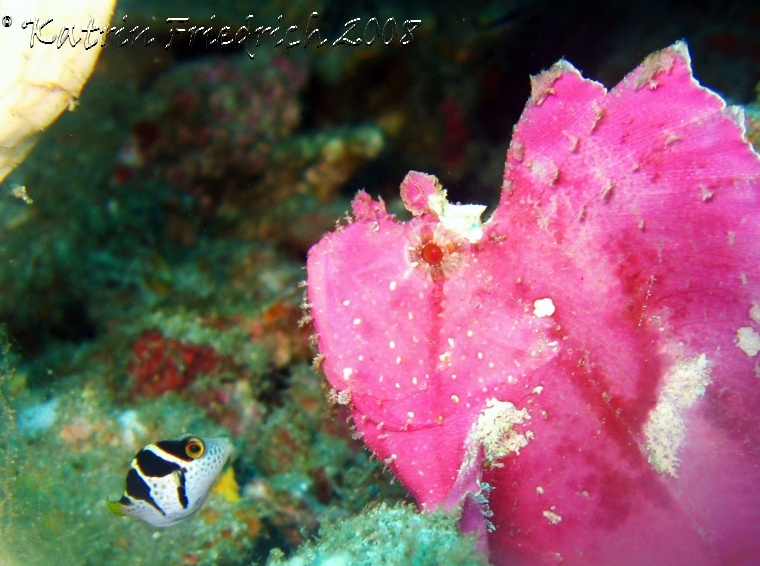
[170,469,182,486]
[173,469,189,509]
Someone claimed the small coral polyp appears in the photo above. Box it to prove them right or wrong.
[408,224,463,281]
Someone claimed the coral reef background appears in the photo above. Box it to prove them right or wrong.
[1,0,758,564]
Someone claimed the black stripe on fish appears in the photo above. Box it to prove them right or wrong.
[137,448,182,477]
[126,468,166,516]
[155,437,194,462]
[176,470,189,509]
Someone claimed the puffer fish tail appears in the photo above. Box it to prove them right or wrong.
[106,497,126,517]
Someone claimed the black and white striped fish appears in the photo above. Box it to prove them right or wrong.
[107,434,232,527]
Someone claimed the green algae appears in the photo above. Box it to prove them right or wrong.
[267,502,489,566]
[0,332,20,566]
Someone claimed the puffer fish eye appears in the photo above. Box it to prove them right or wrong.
[184,437,205,459]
